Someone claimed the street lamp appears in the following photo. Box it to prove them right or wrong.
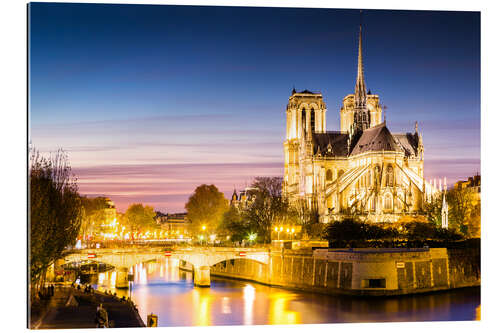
[201,225,207,245]
[248,233,257,245]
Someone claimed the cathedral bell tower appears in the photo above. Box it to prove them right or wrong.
[283,89,326,196]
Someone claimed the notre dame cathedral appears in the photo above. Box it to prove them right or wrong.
[283,22,438,223]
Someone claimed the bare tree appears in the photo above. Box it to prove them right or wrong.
[29,148,82,298]
[244,177,292,243]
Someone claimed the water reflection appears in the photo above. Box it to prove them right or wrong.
[243,285,255,325]
[89,258,480,327]
[268,293,300,325]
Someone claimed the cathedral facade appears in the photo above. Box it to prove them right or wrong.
[283,24,436,223]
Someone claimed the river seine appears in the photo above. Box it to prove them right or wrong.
[88,258,480,327]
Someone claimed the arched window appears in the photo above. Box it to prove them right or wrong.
[386,165,394,187]
[326,169,333,182]
[302,108,307,135]
[310,109,315,132]
[384,193,393,210]
[338,170,345,180]
[369,196,375,211]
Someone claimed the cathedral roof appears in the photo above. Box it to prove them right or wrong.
[393,133,420,156]
[350,123,404,156]
[312,132,349,157]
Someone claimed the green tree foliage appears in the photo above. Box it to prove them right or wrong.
[323,218,463,248]
[243,177,291,243]
[185,184,228,234]
[447,187,479,236]
[30,148,82,294]
[123,203,157,234]
[218,205,252,242]
[467,203,481,238]
[422,187,481,238]
[79,196,109,238]
[423,194,443,227]
[322,218,397,247]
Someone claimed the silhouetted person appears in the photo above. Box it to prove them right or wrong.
[95,303,109,328]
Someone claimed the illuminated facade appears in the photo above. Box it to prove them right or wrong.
[100,198,118,237]
[156,212,191,240]
[230,187,257,210]
[283,23,438,223]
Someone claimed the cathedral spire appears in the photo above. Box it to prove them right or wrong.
[352,10,370,133]
[354,11,367,110]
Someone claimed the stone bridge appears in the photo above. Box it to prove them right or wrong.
[64,247,270,287]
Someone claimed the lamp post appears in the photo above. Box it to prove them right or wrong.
[201,225,206,246]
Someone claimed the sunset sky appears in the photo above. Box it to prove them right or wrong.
[28,3,480,213]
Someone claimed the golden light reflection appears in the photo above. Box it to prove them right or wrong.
[476,305,481,320]
[268,293,301,325]
[98,272,105,285]
[110,271,116,288]
[243,284,255,325]
[222,297,231,314]
[137,263,148,285]
[192,288,213,326]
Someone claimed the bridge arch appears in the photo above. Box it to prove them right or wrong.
[64,247,270,288]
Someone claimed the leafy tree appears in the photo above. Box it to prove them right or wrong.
[423,195,443,227]
[447,187,478,235]
[243,177,291,243]
[123,203,157,235]
[185,184,228,234]
[218,205,252,242]
[323,218,398,247]
[79,196,109,239]
[30,148,82,297]
[467,203,481,238]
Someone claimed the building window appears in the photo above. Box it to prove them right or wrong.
[326,169,333,181]
[310,109,315,132]
[302,108,307,134]
[386,165,394,187]
[384,193,393,210]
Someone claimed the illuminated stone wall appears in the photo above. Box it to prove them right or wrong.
[211,249,480,296]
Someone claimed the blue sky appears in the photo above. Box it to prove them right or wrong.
[28,3,480,212]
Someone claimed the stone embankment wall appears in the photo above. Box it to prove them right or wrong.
[210,248,480,296]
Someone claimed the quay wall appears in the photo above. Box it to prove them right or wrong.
[209,248,480,296]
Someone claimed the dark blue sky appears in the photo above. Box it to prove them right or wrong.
[29,3,480,212]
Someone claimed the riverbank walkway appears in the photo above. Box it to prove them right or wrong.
[31,285,145,329]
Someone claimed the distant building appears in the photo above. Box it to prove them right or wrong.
[454,174,481,205]
[230,187,257,210]
[103,198,117,225]
[155,212,191,239]
[454,174,481,193]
